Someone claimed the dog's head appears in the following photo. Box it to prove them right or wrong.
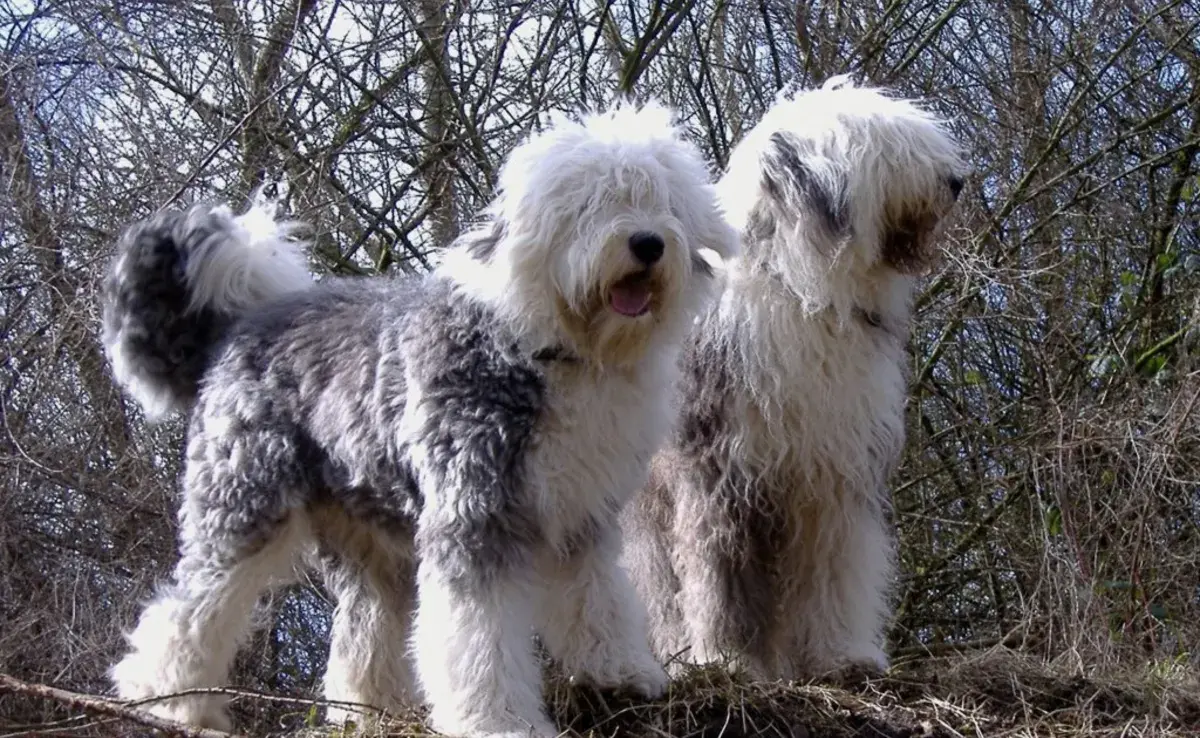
[721,76,966,292]
[450,100,737,368]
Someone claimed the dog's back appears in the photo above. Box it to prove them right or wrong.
[196,275,426,516]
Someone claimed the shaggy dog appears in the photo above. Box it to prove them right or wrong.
[620,77,967,680]
[103,101,738,737]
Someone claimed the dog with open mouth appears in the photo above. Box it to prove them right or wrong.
[102,100,738,737]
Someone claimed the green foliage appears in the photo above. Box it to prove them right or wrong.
[1044,505,1064,537]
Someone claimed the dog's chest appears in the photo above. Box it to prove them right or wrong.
[735,312,909,501]
[531,369,667,549]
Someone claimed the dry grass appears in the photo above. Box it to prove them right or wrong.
[547,650,1200,738]
[6,648,1196,738]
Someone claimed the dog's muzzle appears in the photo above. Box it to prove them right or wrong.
[629,231,665,266]
[607,232,667,318]
[609,271,655,317]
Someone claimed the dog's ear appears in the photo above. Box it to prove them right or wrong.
[760,131,849,240]
[881,206,942,275]
[464,220,505,261]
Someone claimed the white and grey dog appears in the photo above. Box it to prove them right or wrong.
[103,101,737,737]
[621,77,967,680]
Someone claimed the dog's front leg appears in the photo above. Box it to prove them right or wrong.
[411,542,557,738]
[779,496,893,677]
[537,528,669,699]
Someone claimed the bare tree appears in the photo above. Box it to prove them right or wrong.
[2,0,1198,730]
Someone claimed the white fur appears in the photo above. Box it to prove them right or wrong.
[413,560,556,738]
[110,515,308,729]
[406,362,678,736]
[316,512,420,726]
[524,360,675,695]
[536,533,668,697]
[405,101,733,737]
[404,343,679,737]
[442,101,737,368]
[625,77,966,679]
[719,76,963,318]
[690,268,909,676]
[185,188,312,316]
[715,78,963,675]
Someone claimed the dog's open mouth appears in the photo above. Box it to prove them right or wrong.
[609,272,654,317]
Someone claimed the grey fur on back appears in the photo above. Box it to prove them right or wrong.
[176,271,550,565]
[100,201,554,564]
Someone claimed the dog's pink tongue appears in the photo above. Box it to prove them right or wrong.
[610,283,652,317]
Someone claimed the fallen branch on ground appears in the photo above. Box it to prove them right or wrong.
[0,673,242,738]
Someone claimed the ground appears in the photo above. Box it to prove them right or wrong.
[2,648,1197,737]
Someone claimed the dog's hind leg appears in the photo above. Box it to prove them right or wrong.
[111,406,313,730]
[109,513,306,730]
[538,527,669,698]
[316,513,418,726]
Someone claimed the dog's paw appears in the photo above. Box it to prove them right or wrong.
[819,647,889,688]
[622,658,669,700]
[139,698,233,732]
[478,730,557,738]
[111,655,233,731]
[845,644,889,674]
[566,646,669,700]
[663,657,693,680]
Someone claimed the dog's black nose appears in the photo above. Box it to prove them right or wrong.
[948,175,965,200]
[629,232,665,266]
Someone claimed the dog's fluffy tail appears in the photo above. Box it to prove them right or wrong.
[101,187,313,420]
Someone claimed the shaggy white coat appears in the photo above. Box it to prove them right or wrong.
[622,76,967,679]
[106,101,737,738]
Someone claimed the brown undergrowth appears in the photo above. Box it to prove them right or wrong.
[3,648,1197,737]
